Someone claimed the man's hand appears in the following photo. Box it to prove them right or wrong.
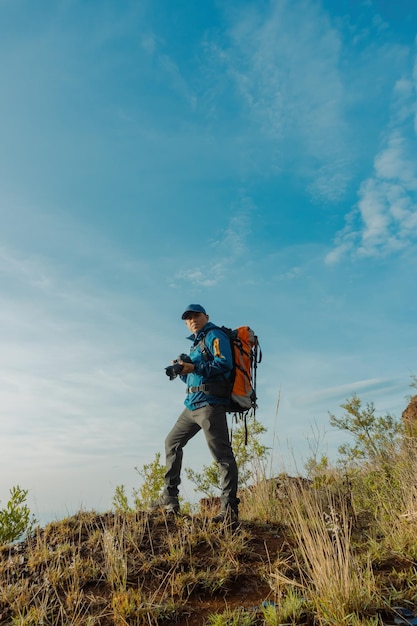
[178,361,195,375]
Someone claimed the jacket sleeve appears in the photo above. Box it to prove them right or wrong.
[193,329,233,379]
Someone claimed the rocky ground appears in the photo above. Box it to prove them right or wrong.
[2,395,417,625]
[2,506,417,625]
[0,511,292,625]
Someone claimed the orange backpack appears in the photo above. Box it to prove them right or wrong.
[227,326,261,415]
[201,325,262,415]
[199,325,262,443]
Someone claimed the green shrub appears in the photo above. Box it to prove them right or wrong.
[0,486,37,544]
[113,452,166,512]
[327,395,405,523]
[329,394,402,467]
[185,419,269,497]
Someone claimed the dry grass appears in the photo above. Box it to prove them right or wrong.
[274,486,377,625]
[2,464,417,625]
[0,510,272,625]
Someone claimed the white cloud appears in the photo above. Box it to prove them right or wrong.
[0,232,187,518]
[0,231,179,461]
[295,377,402,408]
[171,194,254,288]
[173,267,221,287]
[213,0,351,201]
[327,58,417,262]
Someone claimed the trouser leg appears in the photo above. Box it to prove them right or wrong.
[195,404,239,511]
[164,407,200,497]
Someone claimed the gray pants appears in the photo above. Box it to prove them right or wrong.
[163,404,239,509]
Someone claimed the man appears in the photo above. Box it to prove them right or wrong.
[150,304,239,524]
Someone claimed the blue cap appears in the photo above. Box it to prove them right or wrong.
[181,304,207,319]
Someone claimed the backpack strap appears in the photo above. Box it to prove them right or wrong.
[186,381,230,398]
[196,325,226,362]
[190,327,232,400]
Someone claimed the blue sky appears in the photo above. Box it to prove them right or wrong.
[1,0,416,523]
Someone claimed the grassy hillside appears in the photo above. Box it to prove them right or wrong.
[1,470,417,625]
[2,394,417,625]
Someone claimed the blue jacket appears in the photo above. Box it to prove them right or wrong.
[181,322,233,410]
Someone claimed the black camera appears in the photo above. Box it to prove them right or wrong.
[165,354,192,380]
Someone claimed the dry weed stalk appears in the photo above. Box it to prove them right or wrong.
[271,482,377,625]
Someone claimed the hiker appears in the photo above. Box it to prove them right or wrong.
[149,304,239,524]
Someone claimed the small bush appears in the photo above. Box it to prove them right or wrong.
[113,452,166,512]
[185,419,269,498]
[0,486,37,544]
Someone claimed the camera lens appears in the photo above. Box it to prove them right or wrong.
[165,365,176,380]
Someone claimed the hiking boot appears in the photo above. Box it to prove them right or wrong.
[212,507,239,528]
[148,495,180,515]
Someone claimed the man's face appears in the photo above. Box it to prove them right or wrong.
[185,311,209,335]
